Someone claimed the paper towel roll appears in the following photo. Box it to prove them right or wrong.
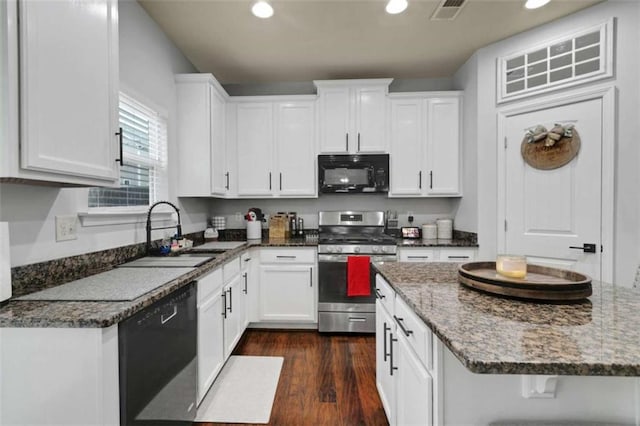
[0,222,12,302]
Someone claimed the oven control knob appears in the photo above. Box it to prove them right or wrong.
[372,246,380,253]
[336,247,342,253]
[354,247,360,253]
[381,246,389,253]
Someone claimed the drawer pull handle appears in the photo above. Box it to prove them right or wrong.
[375,288,386,299]
[394,315,413,337]
[348,317,367,322]
[276,255,297,259]
[448,256,470,259]
[383,322,390,362]
[389,333,398,376]
[408,256,430,259]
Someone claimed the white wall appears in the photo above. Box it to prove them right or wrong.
[452,53,478,233]
[455,1,640,286]
[0,0,204,267]
[208,195,460,230]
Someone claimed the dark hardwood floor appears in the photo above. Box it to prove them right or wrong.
[195,329,389,426]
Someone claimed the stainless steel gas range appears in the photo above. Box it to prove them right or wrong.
[317,211,397,333]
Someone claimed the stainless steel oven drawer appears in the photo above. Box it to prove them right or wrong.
[318,311,375,333]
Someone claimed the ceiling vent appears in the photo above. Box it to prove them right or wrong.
[430,0,467,21]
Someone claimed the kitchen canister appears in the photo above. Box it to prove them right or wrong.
[247,221,262,240]
[211,216,226,230]
[436,219,453,240]
[422,223,438,240]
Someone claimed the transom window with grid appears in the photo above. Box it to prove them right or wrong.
[89,92,168,209]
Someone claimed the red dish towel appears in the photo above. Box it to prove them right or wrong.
[347,256,371,297]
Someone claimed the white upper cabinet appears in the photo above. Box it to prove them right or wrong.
[4,0,120,185]
[426,98,461,196]
[176,74,228,197]
[389,98,424,197]
[389,92,462,197]
[275,101,316,196]
[315,79,392,154]
[230,96,317,198]
[235,102,275,196]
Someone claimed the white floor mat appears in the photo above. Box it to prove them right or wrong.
[195,355,284,424]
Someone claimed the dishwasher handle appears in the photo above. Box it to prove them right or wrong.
[160,305,178,325]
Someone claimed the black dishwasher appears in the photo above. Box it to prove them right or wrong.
[119,282,197,426]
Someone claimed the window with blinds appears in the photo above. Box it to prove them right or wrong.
[88,93,168,208]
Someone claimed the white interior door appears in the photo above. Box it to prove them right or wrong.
[503,98,603,281]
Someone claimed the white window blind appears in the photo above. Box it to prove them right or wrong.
[89,92,168,209]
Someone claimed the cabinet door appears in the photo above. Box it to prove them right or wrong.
[355,86,388,153]
[276,101,316,196]
[223,274,244,357]
[259,265,315,321]
[438,248,476,263]
[19,0,119,184]
[236,103,274,196]
[176,77,213,196]
[398,248,436,263]
[211,88,228,196]
[197,289,225,404]
[242,251,259,324]
[396,334,433,426]
[389,98,424,196]
[376,300,396,425]
[317,87,350,153]
[426,98,461,196]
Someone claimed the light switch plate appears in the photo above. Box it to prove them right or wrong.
[56,215,78,242]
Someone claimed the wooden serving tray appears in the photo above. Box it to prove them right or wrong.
[458,262,592,302]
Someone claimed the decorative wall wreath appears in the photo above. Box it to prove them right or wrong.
[521,124,580,170]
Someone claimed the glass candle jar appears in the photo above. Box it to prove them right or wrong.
[496,254,527,279]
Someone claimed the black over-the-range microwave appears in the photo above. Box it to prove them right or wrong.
[318,154,389,194]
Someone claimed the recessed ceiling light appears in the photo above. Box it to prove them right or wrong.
[252,1,274,18]
[386,0,408,14]
[525,0,551,9]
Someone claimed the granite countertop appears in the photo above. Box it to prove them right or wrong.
[374,261,640,377]
[0,239,316,328]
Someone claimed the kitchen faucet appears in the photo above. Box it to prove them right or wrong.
[146,201,182,254]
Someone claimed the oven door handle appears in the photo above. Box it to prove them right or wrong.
[318,254,396,262]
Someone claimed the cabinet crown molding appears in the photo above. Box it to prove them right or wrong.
[313,78,394,88]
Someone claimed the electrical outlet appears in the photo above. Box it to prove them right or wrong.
[56,215,78,242]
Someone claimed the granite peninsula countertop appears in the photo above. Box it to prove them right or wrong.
[374,261,640,377]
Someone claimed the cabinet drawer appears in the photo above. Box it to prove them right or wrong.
[399,248,436,262]
[223,257,241,282]
[240,251,252,269]
[438,248,476,262]
[375,274,395,315]
[394,294,432,370]
[259,248,316,264]
[197,268,223,306]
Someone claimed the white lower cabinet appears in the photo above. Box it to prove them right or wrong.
[396,333,433,426]
[258,248,317,323]
[376,274,436,426]
[222,256,246,357]
[242,249,259,324]
[223,272,245,356]
[197,270,225,404]
[376,299,396,422]
[196,255,247,405]
[398,247,476,263]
